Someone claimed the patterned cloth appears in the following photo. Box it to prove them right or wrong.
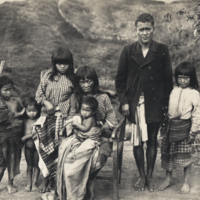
[34,69,74,178]
[67,93,118,165]
[131,94,148,146]
[57,93,118,200]
[57,129,101,200]
[161,87,200,171]
[0,97,23,178]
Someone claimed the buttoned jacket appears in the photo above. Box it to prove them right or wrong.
[115,40,173,123]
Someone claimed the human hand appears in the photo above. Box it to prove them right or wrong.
[122,104,129,117]
[75,131,88,141]
[195,133,200,144]
[189,134,195,144]
[14,107,25,118]
[44,100,54,115]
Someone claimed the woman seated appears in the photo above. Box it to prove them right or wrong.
[57,66,118,200]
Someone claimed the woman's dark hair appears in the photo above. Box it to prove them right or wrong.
[81,96,98,112]
[23,97,41,118]
[0,76,13,89]
[74,66,100,108]
[175,62,199,89]
[50,47,76,85]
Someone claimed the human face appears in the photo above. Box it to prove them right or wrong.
[56,64,69,75]
[80,103,94,119]
[177,75,190,88]
[0,84,13,100]
[79,78,94,94]
[26,105,38,119]
[135,22,154,45]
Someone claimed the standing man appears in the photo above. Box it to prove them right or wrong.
[115,13,173,192]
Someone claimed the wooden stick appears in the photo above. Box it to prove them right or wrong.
[0,61,5,75]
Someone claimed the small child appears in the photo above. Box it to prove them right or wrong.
[0,76,25,194]
[72,96,100,141]
[159,62,200,194]
[21,97,41,192]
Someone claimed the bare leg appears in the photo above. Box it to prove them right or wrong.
[159,170,172,191]
[7,178,18,194]
[87,180,94,200]
[24,146,34,192]
[0,168,5,182]
[25,166,33,192]
[179,164,191,194]
[146,123,159,192]
[39,177,50,193]
[32,150,40,192]
[133,143,146,191]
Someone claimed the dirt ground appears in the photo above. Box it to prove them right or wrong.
[0,142,200,200]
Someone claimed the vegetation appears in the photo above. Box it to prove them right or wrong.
[0,0,200,100]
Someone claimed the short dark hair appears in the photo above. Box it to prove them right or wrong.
[23,96,41,118]
[0,76,13,89]
[175,62,199,89]
[135,13,154,27]
[81,96,98,112]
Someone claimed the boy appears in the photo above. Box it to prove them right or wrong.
[0,76,25,193]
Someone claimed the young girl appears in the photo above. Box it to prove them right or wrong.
[0,76,24,194]
[21,97,41,192]
[35,47,76,193]
[72,96,100,141]
[159,62,200,194]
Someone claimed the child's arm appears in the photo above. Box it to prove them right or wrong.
[21,134,32,142]
[190,92,200,142]
[35,70,54,114]
[73,117,93,132]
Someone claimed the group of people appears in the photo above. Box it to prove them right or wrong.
[0,12,199,200]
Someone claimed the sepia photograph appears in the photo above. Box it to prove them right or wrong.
[0,0,200,199]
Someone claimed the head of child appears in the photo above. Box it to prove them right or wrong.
[23,97,40,119]
[50,47,75,83]
[80,97,98,120]
[0,76,14,101]
[175,62,199,89]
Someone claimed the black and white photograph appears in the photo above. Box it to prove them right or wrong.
[0,0,200,199]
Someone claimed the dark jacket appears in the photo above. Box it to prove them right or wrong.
[115,40,173,124]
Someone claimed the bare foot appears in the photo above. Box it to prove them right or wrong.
[7,185,18,194]
[32,184,39,192]
[179,183,190,194]
[158,179,171,191]
[39,180,49,193]
[24,185,31,192]
[146,177,158,192]
[134,177,146,191]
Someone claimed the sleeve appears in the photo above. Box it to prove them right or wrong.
[163,45,173,107]
[190,92,200,134]
[101,95,118,137]
[35,71,49,105]
[115,45,129,106]
[66,94,78,119]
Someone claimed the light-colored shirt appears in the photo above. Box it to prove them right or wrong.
[168,86,200,133]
